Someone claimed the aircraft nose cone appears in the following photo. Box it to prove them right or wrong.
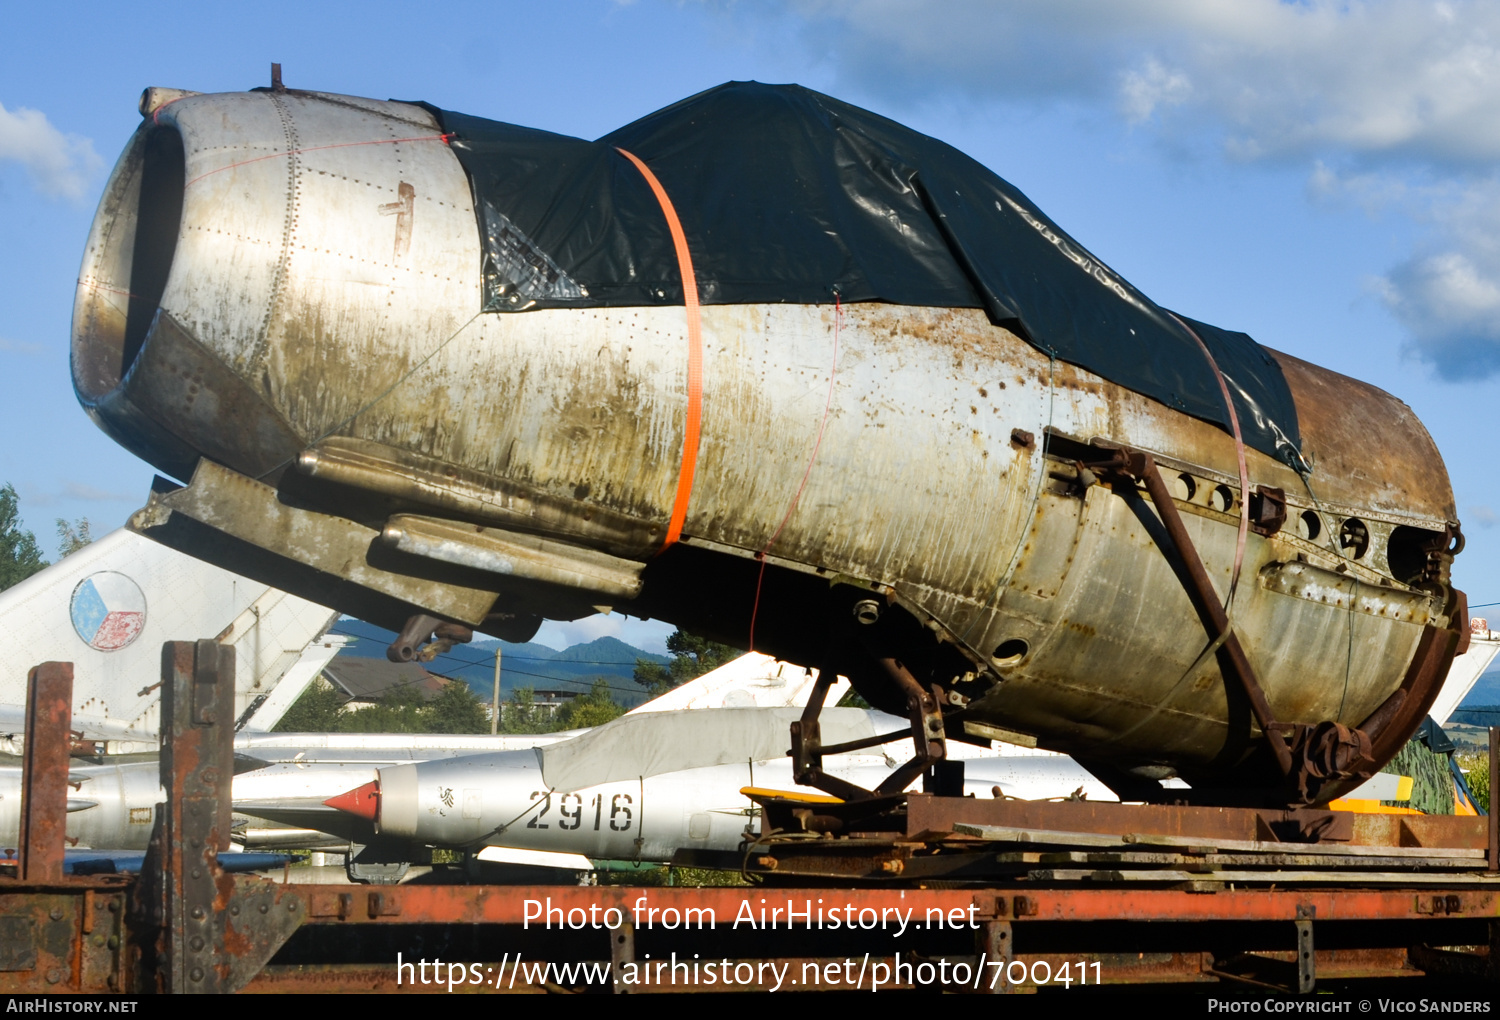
[324,780,380,821]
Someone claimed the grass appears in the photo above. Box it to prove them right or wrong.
[1455,750,1491,813]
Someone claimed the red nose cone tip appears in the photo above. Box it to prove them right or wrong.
[324,780,380,821]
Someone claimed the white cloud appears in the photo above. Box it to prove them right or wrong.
[0,101,101,199]
[775,0,1500,377]
[0,337,45,356]
[1305,161,1413,214]
[1120,57,1192,124]
[792,0,1500,167]
[1379,252,1500,378]
[1361,172,1500,376]
[1469,504,1499,528]
[533,614,676,654]
[59,482,135,503]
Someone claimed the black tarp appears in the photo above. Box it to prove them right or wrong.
[422,82,1302,465]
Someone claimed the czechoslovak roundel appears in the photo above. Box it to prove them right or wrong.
[70,571,147,651]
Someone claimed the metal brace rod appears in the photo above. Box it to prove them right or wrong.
[789,638,948,802]
[1126,451,1294,777]
[873,656,946,797]
[790,666,871,802]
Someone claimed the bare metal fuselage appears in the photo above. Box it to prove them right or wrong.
[71,88,1464,799]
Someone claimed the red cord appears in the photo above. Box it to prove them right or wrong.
[1169,312,1250,604]
[749,295,841,651]
[79,281,142,301]
[184,134,451,188]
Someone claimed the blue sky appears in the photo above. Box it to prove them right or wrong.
[4,0,1500,650]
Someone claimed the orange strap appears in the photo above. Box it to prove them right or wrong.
[616,147,703,550]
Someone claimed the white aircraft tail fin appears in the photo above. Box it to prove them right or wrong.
[1429,632,1500,727]
[628,652,850,714]
[0,528,337,741]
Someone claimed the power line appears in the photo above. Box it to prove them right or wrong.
[324,628,652,699]
[328,627,665,668]
[404,644,650,698]
[322,656,647,705]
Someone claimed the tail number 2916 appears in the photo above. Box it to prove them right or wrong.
[527,792,633,832]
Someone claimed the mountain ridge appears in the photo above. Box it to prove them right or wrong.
[326,619,666,705]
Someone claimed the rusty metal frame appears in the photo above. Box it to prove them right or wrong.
[789,667,871,803]
[789,632,948,802]
[6,648,1500,995]
[276,882,1500,926]
[871,655,946,796]
[19,663,74,885]
[134,640,304,993]
[1087,446,1450,804]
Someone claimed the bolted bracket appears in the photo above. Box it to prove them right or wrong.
[137,640,303,993]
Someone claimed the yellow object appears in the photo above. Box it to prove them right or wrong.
[1326,799,1423,814]
[740,786,844,804]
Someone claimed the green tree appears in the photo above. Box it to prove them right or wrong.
[498,686,555,734]
[340,685,428,733]
[0,484,47,592]
[633,629,741,697]
[56,516,93,558]
[836,687,871,709]
[556,678,625,729]
[272,675,346,732]
[426,680,491,734]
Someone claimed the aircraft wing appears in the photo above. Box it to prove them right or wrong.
[0,528,337,743]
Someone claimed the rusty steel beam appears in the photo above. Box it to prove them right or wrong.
[1490,726,1498,875]
[0,875,1489,994]
[19,662,74,885]
[902,792,1384,845]
[148,640,304,994]
[154,639,235,992]
[280,882,1500,926]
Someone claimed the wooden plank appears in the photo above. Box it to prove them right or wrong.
[1028,869,1500,885]
[1202,853,1482,870]
[958,822,1486,862]
[1122,832,1485,859]
[954,823,1131,847]
[1004,849,1481,870]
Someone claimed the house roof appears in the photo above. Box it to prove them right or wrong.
[321,658,453,704]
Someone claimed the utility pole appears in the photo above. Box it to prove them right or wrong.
[491,643,502,735]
